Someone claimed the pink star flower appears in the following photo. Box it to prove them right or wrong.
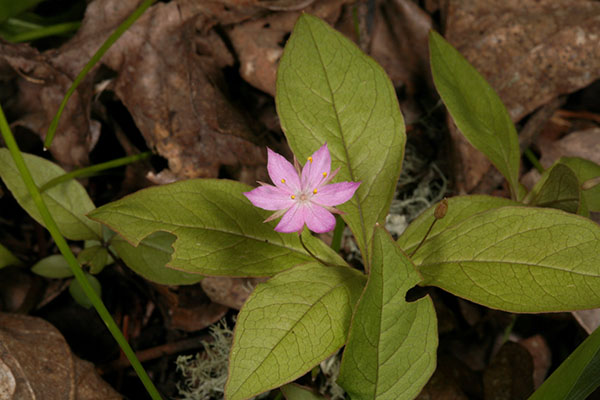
[244,143,361,234]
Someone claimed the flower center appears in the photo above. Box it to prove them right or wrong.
[291,189,314,203]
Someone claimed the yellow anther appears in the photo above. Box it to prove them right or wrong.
[281,178,286,183]
[291,195,296,199]
[322,172,327,177]
[307,156,313,163]
[313,189,318,194]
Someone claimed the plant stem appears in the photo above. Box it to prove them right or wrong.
[44,0,156,149]
[524,148,544,173]
[408,218,438,258]
[330,215,345,253]
[40,151,151,192]
[7,21,81,42]
[0,105,162,400]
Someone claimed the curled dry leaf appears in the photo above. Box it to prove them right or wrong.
[2,0,272,180]
[0,43,98,169]
[64,0,267,180]
[441,0,600,191]
[201,276,268,310]
[483,341,534,400]
[572,308,600,335]
[229,0,350,96]
[369,0,433,95]
[519,335,551,389]
[152,284,228,332]
[0,312,121,399]
[444,0,600,121]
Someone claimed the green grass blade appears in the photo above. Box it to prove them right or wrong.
[529,325,600,400]
[40,151,150,192]
[0,105,162,400]
[6,21,80,42]
[0,0,44,23]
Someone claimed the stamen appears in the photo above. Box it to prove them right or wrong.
[322,172,327,177]
[313,189,318,194]
[291,195,296,199]
[281,178,286,183]
[307,156,313,163]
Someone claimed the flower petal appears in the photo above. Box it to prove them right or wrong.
[312,181,361,207]
[274,203,307,233]
[304,204,336,233]
[267,148,301,192]
[244,185,294,211]
[301,143,331,189]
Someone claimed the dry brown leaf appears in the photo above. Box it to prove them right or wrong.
[229,0,350,96]
[519,335,551,389]
[0,266,43,313]
[483,341,534,400]
[152,284,228,332]
[444,0,600,121]
[416,354,474,400]
[539,127,600,168]
[0,43,98,169]
[0,312,121,399]
[3,0,271,180]
[572,308,600,334]
[62,0,267,180]
[521,127,600,190]
[441,0,600,191]
[201,276,267,310]
[369,0,432,95]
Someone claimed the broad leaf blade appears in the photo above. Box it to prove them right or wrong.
[69,272,101,309]
[559,157,600,212]
[529,325,600,400]
[338,226,437,400]
[0,243,20,269]
[429,30,520,198]
[112,231,203,285]
[31,254,73,278]
[89,179,344,277]
[225,263,365,400]
[276,14,406,265]
[527,163,580,213]
[397,195,520,254]
[78,245,112,274]
[413,206,600,312]
[0,149,101,240]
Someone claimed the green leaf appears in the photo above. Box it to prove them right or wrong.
[338,226,437,399]
[526,163,581,214]
[112,231,203,286]
[429,30,521,198]
[77,245,112,274]
[0,0,43,23]
[31,254,74,278]
[559,157,600,212]
[0,243,21,269]
[397,195,520,254]
[529,325,600,400]
[413,206,600,312]
[225,263,365,400]
[281,384,326,400]
[276,14,406,266]
[89,179,345,277]
[69,272,101,309]
[0,149,101,240]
